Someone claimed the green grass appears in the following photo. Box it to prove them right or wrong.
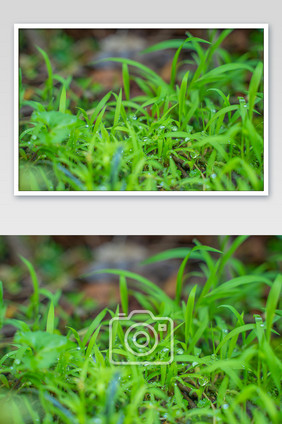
[0,237,281,423]
[18,29,265,191]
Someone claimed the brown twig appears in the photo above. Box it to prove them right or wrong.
[175,162,189,178]
[176,381,198,409]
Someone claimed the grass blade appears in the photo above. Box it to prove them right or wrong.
[90,91,112,125]
[265,274,282,342]
[114,89,122,126]
[215,324,255,354]
[46,300,55,334]
[36,46,53,102]
[122,63,130,101]
[140,37,211,54]
[248,61,263,121]
[82,308,107,348]
[185,284,197,346]
[96,57,169,90]
[59,84,66,113]
[20,256,40,318]
[178,70,189,122]
[120,276,128,315]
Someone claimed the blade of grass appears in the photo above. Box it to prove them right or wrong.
[89,91,112,125]
[59,84,66,114]
[120,276,128,315]
[178,71,189,122]
[114,89,122,126]
[185,284,197,346]
[215,323,255,354]
[248,61,263,121]
[36,46,53,103]
[122,63,130,101]
[20,256,40,319]
[82,308,107,348]
[140,37,211,55]
[46,300,55,334]
[265,274,282,342]
[95,57,169,90]
[85,325,101,357]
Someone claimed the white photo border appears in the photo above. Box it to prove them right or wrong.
[14,23,269,196]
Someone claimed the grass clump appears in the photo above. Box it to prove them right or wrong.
[19,29,265,191]
[0,236,281,423]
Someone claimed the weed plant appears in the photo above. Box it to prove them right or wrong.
[19,29,264,191]
[0,236,281,423]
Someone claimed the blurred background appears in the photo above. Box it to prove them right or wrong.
[19,28,263,114]
[1,235,281,329]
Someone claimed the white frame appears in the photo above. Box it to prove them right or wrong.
[14,23,269,196]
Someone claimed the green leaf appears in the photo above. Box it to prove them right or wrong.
[36,46,53,102]
[122,63,130,101]
[140,37,211,54]
[265,274,282,342]
[59,84,67,113]
[82,308,107,348]
[205,275,272,301]
[215,324,255,354]
[195,63,254,86]
[120,276,128,315]
[85,268,174,309]
[205,105,239,130]
[85,325,101,357]
[20,256,39,318]
[248,61,263,121]
[90,91,112,125]
[114,89,123,126]
[14,331,74,370]
[176,251,192,304]
[185,284,197,345]
[141,248,191,264]
[178,71,189,122]
[96,57,169,90]
[46,300,55,334]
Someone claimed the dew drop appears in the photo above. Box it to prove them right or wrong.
[171,126,178,132]
[222,403,229,410]
[199,377,208,386]
[192,362,198,367]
